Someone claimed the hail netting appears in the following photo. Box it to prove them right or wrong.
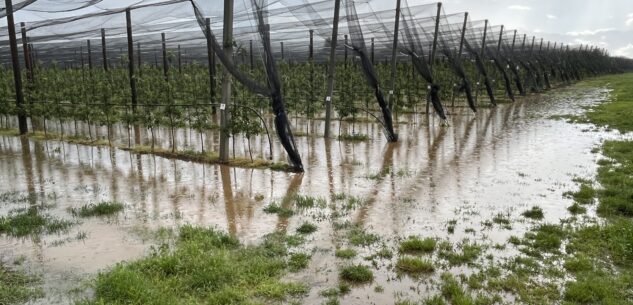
[482,25,515,101]
[341,0,397,142]
[462,18,496,106]
[0,0,103,18]
[434,11,477,112]
[399,0,446,120]
[189,0,303,172]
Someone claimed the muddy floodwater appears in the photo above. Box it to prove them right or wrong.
[0,87,624,304]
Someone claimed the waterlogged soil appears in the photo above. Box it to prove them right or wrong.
[0,86,624,304]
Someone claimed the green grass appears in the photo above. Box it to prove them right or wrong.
[396,257,435,274]
[563,184,596,205]
[263,202,294,217]
[576,73,633,133]
[438,241,484,266]
[335,248,357,259]
[521,206,545,220]
[80,225,308,305]
[567,203,587,215]
[399,237,436,254]
[288,253,311,271]
[296,222,317,234]
[339,265,373,283]
[338,134,369,142]
[69,201,124,217]
[0,264,43,305]
[292,194,326,209]
[0,207,73,237]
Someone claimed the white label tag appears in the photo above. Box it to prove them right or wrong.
[427,85,431,90]
[476,82,480,85]
[326,96,331,102]
[220,103,226,110]
[506,65,510,69]
[389,90,394,95]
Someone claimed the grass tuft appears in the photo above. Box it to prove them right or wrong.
[69,201,124,217]
[396,256,435,274]
[399,237,436,254]
[339,265,373,283]
[521,206,544,220]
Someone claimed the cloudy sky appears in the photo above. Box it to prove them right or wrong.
[394,0,633,58]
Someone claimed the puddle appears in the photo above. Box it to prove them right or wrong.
[0,86,626,304]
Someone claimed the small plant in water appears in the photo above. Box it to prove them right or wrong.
[296,222,317,234]
[399,236,436,254]
[396,256,435,274]
[340,264,373,283]
[69,201,124,217]
[522,206,545,220]
[335,248,357,259]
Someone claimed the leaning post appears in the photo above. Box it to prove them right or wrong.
[388,0,402,109]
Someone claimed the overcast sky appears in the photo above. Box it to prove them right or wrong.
[3,0,633,58]
[394,0,633,58]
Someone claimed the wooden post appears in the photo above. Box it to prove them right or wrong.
[309,30,314,60]
[219,0,234,162]
[497,25,504,53]
[205,18,216,112]
[249,39,254,71]
[324,0,341,139]
[427,2,442,114]
[125,8,138,111]
[6,0,28,134]
[161,32,168,81]
[87,39,93,75]
[458,12,468,59]
[481,20,488,58]
[137,42,141,71]
[344,34,348,66]
[101,28,108,71]
[177,44,182,73]
[511,30,517,52]
[20,23,33,82]
[370,37,375,64]
[429,2,442,67]
[280,41,284,60]
[388,0,402,109]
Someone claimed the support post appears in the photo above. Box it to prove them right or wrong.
[309,30,314,60]
[87,39,93,75]
[324,0,341,139]
[20,23,33,82]
[370,37,375,64]
[178,44,182,73]
[161,32,168,81]
[249,39,253,71]
[344,34,348,66]
[125,8,138,111]
[205,18,216,112]
[497,25,504,53]
[458,12,468,59]
[101,28,108,71]
[388,0,402,109]
[481,20,488,57]
[511,30,517,52]
[429,2,442,67]
[219,0,234,162]
[280,41,284,61]
[6,0,28,134]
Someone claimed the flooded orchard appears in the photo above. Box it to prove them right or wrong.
[0,86,621,304]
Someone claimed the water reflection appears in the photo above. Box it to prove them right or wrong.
[0,87,617,304]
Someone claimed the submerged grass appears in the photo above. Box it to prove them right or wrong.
[0,264,43,305]
[396,257,435,275]
[0,207,73,237]
[339,265,373,283]
[69,201,124,217]
[79,225,308,305]
[399,237,436,254]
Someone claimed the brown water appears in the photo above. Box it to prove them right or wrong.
[0,86,622,304]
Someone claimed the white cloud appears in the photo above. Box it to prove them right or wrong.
[565,28,616,36]
[546,14,557,20]
[626,13,633,26]
[508,5,531,11]
[614,43,633,58]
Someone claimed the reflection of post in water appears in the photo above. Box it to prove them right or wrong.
[354,142,396,225]
[275,173,304,232]
[19,136,36,205]
[325,139,335,199]
[134,124,141,147]
[220,165,238,236]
